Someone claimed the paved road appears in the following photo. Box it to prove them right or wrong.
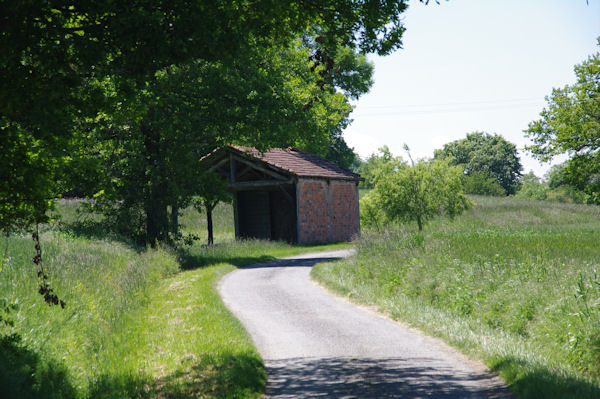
[219,249,512,398]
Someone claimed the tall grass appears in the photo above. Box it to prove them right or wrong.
[0,200,346,398]
[312,196,600,398]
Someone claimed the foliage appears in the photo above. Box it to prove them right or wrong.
[1,0,414,233]
[363,148,472,231]
[526,41,600,203]
[355,146,404,188]
[0,199,350,398]
[314,196,600,398]
[193,173,232,246]
[324,133,360,170]
[462,171,506,196]
[515,169,590,204]
[82,40,364,244]
[514,172,549,201]
[0,125,59,232]
[435,131,523,195]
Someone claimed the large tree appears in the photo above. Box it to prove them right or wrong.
[525,41,600,204]
[84,41,370,244]
[434,132,523,195]
[1,0,415,233]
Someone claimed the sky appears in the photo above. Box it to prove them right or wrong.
[344,0,600,177]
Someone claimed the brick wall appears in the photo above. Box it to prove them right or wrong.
[330,181,360,242]
[296,178,360,244]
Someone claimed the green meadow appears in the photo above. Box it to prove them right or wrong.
[312,195,600,399]
[0,200,347,398]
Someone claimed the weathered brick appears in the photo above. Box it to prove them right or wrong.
[297,178,360,244]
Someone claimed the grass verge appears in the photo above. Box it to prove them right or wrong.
[0,201,351,398]
[312,196,600,399]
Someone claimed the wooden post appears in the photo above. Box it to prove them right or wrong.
[206,201,214,245]
[230,154,240,239]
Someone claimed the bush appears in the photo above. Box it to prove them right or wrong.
[462,171,506,196]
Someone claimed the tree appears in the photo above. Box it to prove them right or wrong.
[525,41,600,203]
[193,174,231,246]
[83,40,370,244]
[1,0,417,233]
[514,172,548,201]
[356,146,404,188]
[434,132,523,195]
[363,147,472,231]
[462,171,505,196]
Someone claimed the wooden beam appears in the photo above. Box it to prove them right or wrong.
[228,179,293,189]
[232,155,289,181]
[278,185,294,205]
[233,191,240,239]
[215,166,227,177]
[237,165,253,179]
[230,154,236,183]
[207,157,228,173]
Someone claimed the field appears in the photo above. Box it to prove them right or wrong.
[0,200,347,398]
[312,195,600,398]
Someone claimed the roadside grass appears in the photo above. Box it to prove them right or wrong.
[312,195,600,399]
[0,200,349,398]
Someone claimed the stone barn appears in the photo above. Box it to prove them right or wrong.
[201,145,363,244]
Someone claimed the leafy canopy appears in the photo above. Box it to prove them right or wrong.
[1,0,415,232]
[362,147,472,231]
[525,40,600,203]
[83,40,370,244]
[434,132,523,195]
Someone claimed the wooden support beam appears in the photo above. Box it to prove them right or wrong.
[228,179,293,190]
[232,155,289,181]
[215,166,228,177]
[278,185,294,205]
[237,165,253,179]
[208,157,228,173]
[230,154,236,183]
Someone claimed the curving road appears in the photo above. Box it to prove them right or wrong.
[218,249,513,398]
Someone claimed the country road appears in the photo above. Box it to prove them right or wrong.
[218,249,513,398]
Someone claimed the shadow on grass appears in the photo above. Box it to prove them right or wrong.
[88,371,152,399]
[58,219,143,251]
[147,351,266,399]
[490,356,600,399]
[177,245,277,271]
[0,333,78,399]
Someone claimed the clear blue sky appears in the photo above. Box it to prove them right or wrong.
[344,0,600,177]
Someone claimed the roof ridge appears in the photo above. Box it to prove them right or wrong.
[208,145,363,181]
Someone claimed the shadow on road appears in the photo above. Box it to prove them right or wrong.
[242,256,342,269]
[266,357,511,399]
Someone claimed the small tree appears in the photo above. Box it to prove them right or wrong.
[367,147,472,231]
[194,173,231,246]
[356,146,404,188]
[514,172,548,201]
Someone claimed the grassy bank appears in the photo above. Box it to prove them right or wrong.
[0,200,347,398]
[312,196,600,399]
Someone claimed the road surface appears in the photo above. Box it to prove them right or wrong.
[218,249,512,398]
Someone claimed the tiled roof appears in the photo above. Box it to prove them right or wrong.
[222,145,363,181]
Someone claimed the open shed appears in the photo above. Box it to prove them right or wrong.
[201,145,363,244]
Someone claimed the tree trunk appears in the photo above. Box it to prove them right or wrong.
[417,215,423,231]
[206,201,214,246]
[141,123,168,246]
[171,205,179,235]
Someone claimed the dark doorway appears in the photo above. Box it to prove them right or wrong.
[238,191,271,239]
